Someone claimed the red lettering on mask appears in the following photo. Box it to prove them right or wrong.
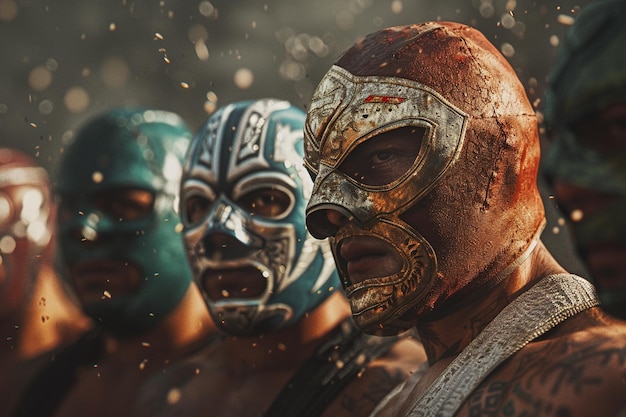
[364,95,405,104]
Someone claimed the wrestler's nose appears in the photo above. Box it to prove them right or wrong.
[306,204,353,239]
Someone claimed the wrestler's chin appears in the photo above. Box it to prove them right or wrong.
[347,285,421,336]
[349,270,443,335]
[352,306,420,336]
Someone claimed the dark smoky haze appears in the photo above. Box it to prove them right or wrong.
[0,0,590,273]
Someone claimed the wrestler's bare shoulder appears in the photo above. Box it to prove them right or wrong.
[461,307,626,417]
[371,308,626,417]
[133,333,427,417]
[323,333,427,417]
[132,347,221,417]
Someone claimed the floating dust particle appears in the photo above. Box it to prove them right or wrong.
[142,342,151,347]
[103,290,112,299]
[167,388,182,404]
[557,14,575,26]
[355,353,366,366]
[92,171,103,183]
[155,33,164,40]
[180,82,190,89]
[277,342,287,351]
[138,359,148,370]
[550,35,560,47]
[570,209,583,222]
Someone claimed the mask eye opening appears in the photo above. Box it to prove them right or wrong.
[338,125,426,188]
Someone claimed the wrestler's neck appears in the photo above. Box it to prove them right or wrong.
[220,290,352,370]
[100,283,216,368]
[417,241,567,365]
[0,265,91,359]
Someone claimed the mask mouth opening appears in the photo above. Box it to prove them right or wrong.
[201,265,268,301]
[70,259,142,306]
[334,227,405,288]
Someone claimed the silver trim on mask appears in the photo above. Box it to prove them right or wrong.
[305,65,469,227]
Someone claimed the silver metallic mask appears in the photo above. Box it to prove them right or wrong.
[182,99,339,336]
[305,66,469,334]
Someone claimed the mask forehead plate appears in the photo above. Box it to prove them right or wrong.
[305,65,468,181]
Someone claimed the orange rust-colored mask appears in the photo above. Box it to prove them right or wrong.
[305,22,545,334]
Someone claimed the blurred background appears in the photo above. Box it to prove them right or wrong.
[0,0,591,272]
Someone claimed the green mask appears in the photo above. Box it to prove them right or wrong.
[55,108,193,336]
[543,0,626,317]
[544,0,626,130]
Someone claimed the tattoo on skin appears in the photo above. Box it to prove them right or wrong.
[468,381,572,417]
[418,297,508,364]
[417,323,461,364]
[340,367,407,417]
[466,336,626,416]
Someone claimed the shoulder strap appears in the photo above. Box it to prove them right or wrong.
[11,327,103,417]
[263,319,398,417]
[403,274,598,417]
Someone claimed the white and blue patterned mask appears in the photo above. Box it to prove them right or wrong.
[181,99,339,336]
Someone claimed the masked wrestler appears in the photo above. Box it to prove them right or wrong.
[133,98,427,417]
[304,22,626,417]
[12,109,216,417]
[0,148,90,416]
[543,0,626,320]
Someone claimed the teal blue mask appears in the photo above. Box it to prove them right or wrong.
[543,0,626,318]
[55,108,193,336]
[180,99,340,336]
[544,0,626,131]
